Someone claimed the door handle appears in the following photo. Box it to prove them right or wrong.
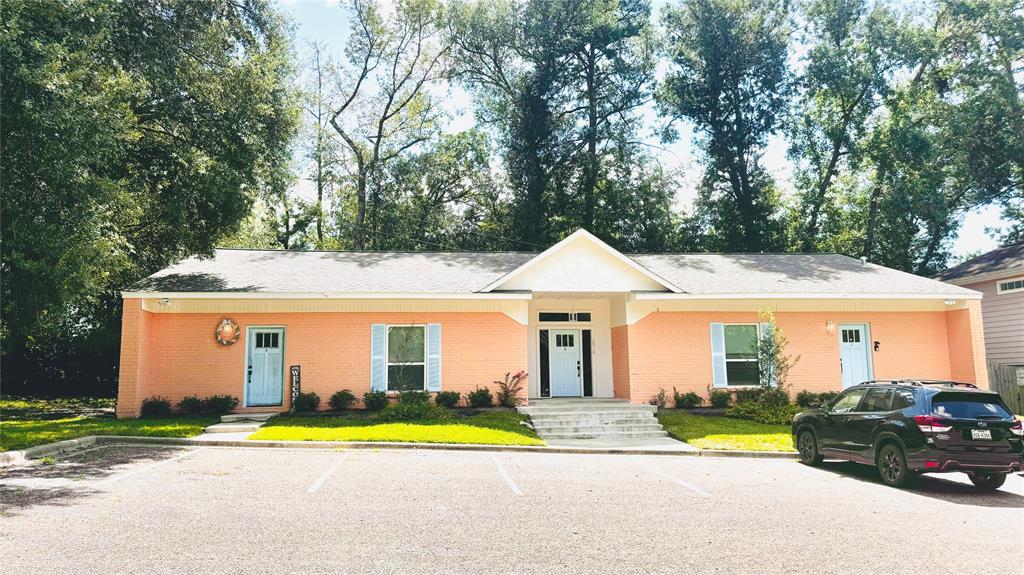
[576,360,581,376]
[247,365,253,383]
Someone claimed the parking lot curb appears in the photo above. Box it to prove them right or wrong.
[0,436,98,467]
[2,435,802,463]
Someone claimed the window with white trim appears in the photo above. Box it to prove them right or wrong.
[724,324,760,386]
[387,326,426,391]
[538,311,592,322]
[996,277,1024,294]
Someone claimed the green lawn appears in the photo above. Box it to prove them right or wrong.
[0,416,217,452]
[249,411,544,446]
[1,396,115,419]
[657,411,795,452]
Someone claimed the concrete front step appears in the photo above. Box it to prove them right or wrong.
[541,430,670,440]
[220,412,279,423]
[520,404,656,415]
[203,421,264,434]
[531,424,666,435]
[531,417,657,429]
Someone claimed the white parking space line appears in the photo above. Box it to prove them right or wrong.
[642,461,711,498]
[491,454,522,496]
[307,452,349,494]
[100,448,202,486]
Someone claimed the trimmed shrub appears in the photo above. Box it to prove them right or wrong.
[398,390,431,405]
[434,391,461,409]
[375,402,452,422]
[328,390,357,411]
[674,389,703,409]
[759,387,790,407]
[467,386,493,408]
[709,389,731,408]
[202,395,239,414]
[292,391,320,412]
[140,396,172,417]
[362,390,389,411]
[795,390,818,408]
[733,387,762,404]
[726,402,801,425]
[177,395,204,415]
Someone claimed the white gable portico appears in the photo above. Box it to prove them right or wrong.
[479,230,679,399]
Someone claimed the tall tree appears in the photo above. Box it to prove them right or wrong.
[0,0,298,394]
[658,0,792,251]
[303,42,344,248]
[328,0,450,249]
[788,0,902,251]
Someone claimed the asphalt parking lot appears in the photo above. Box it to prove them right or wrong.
[1,445,1021,575]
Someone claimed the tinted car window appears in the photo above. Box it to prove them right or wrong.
[861,388,893,412]
[830,389,867,413]
[932,393,1012,419]
[891,389,915,410]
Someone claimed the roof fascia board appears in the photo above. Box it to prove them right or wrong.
[631,291,982,301]
[122,291,533,300]
[479,229,683,293]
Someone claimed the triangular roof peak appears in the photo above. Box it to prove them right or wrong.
[480,229,683,293]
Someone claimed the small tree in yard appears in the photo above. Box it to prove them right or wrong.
[757,310,799,392]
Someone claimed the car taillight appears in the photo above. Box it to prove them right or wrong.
[1011,419,1023,436]
[913,415,952,433]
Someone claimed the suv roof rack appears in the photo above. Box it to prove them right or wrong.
[859,379,978,389]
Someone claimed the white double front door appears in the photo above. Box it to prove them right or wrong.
[549,329,582,397]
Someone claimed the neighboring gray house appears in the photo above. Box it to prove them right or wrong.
[937,243,1024,407]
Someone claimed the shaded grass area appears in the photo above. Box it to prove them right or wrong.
[249,411,544,446]
[1,396,115,420]
[0,416,217,451]
[657,411,795,452]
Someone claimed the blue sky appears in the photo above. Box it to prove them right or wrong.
[278,0,1007,260]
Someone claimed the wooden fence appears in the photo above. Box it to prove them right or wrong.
[988,362,1024,416]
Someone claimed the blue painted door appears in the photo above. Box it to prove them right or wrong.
[247,328,284,406]
[839,324,871,388]
[549,329,582,397]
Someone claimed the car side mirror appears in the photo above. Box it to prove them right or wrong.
[810,401,822,409]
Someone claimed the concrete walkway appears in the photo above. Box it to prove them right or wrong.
[543,435,697,452]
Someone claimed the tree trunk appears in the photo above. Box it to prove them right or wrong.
[582,46,598,231]
[354,171,367,250]
[801,142,843,252]
[862,161,888,260]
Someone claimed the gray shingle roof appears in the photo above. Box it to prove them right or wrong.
[128,248,975,296]
[935,243,1024,282]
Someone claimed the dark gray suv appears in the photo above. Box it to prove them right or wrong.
[792,380,1023,490]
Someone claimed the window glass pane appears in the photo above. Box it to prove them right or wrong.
[726,362,759,386]
[539,312,572,322]
[256,333,264,347]
[575,312,592,322]
[387,365,425,391]
[724,325,757,359]
[830,389,866,413]
[861,388,893,412]
[388,327,424,362]
[891,389,915,410]
[932,393,1012,419]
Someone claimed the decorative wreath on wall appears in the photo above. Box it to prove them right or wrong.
[215,318,240,346]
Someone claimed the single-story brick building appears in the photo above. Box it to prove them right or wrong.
[116,230,986,417]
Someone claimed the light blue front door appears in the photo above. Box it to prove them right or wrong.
[839,324,871,388]
[549,329,582,397]
[247,328,284,406]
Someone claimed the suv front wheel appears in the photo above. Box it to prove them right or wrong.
[967,472,1006,491]
[877,443,912,487]
[797,430,823,466]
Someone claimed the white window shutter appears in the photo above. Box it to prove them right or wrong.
[426,323,441,392]
[710,323,727,388]
[370,324,386,392]
[759,322,775,387]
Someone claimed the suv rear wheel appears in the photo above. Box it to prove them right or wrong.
[877,443,912,487]
[797,430,823,466]
[967,472,1006,491]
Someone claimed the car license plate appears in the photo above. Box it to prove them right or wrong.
[971,429,992,440]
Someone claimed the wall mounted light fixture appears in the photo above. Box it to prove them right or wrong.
[826,320,835,335]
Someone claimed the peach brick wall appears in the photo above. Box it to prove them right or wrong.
[945,300,989,387]
[116,309,527,417]
[611,325,630,399]
[617,310,984,404]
